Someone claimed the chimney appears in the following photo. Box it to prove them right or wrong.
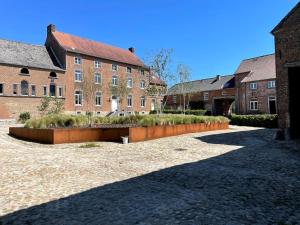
[128,47,135,54]
[216,75,221,81]
[47,24,56,34]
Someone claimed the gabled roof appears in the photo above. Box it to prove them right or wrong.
[51,30,146,67]
[0,39,63,71]
[235,54,275,83]
[272,2,300,34]
[167,75,234,95]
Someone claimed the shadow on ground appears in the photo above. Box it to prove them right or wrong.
[1,129,300,225]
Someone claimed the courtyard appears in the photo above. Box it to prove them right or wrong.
[0,125,300,224]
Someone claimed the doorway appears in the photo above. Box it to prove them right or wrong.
[288,67,300,139]
[268,96,277,114]
[111,96,118,112]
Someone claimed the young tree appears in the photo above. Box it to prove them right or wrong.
[108,76,130,113]
[176,64,191,114]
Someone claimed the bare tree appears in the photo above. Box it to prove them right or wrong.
[176,64,191,114]
[108,76,130,113]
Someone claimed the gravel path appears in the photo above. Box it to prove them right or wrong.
[0,125,300,225]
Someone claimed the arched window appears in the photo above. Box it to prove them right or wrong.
[49,72,57,78]
[20,68,29,75]
[20,80,29,96]
[50,83,56,97]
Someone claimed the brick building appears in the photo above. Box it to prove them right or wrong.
[0,24,159,119]
[234,54,277,114]
[272,2,300,139]
[165,75,235,116]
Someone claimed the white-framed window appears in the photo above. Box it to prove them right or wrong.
[43,86,47,96]
[12,84,18,95]
[58,87,63,98]
[112,64,118,71]
[203,92,209,101]
[31,85,36,96]
[141,69,145,76]
[95,92,102,106]
[127,78,133,88]
[95,73,101,84]
[96,112,101,116]
[250,100,258,111]
[140,80,145,89]
[172,95,177,104]
[127,95,132,107]
[140,96,146,107]
[250,82,257,90]
[0,83,3,95]
[21,80,29,96]
[112,76,117,86]
[74,56,82,65]
[94,60,101,68]
[75,90,83,106]
[267,80,276,89]
[75,70,83,82]
[126,67,132,73]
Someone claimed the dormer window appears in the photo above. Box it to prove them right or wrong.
[20,68,29,75]
[74,56,82,65]
[49,72,57,78]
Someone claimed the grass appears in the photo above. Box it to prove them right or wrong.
[25,114,229,129]
[79,143,101,148]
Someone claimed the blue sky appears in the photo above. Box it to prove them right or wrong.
[0,0,298,80]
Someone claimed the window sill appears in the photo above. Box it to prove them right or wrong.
[19,73,30,76]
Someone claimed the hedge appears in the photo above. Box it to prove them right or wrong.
[229,114,278,128]
[150,109,207,116]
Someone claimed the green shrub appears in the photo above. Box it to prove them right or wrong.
[229,114,278,128]
[150,109,207,116]
[19,112,31,123]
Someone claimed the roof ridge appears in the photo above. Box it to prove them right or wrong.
[0,38,44,48]
[242,53,275,61]
[172,74,234,86]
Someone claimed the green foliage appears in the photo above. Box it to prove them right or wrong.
[150,109,207,116]
[37,97,64,115]
[19,112,31,123]
[229,114,278,128]
[37,96,52,115]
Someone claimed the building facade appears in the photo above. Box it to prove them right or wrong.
[0,24,159,119]
[234,54,277,115]
[165,75,235,116]
[272,2,300,139]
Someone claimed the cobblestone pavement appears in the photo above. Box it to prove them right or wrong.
[0,125,300,225]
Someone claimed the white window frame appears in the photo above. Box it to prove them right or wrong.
[140,80,145,89]
[43,86,47,96]
[267,80,276,89]
[94,60,101,68]
[126,67,132,74]
[250,82,257,90]
[74,90,83,106]
[95,73,101,84]
[75,70,83,82]
[58,87,63,98]
[140,69,145,76]
[74,56,82,65]
[95,92,102,106]
[203,92,209,101]
[112,64,118,71]
[31,85,36,96]
[127,78,133,88]
[0,83,3,95]
[112,76,118,86]
[127,95,132,107]
[12,84,18,95]
[140,96,146,108]
[250,100,258,111]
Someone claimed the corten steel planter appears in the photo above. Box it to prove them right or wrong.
[9,122,228,144]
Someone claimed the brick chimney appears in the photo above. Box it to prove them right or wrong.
[47,24,56,34]
[216,75,221,81]
[128,47,135,54]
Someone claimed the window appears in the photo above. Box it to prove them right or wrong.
[94,73,101,84]
[49,72,57,78]
[126,67,132,73]
[31,85,36,96]
[140,80,145,89]
[203,92,209,101]
[13,84,18,95]
[267,80,276,89]
[250,82,257,90]
[127,95,132,107]
[74,56,82,65]
[50,84,56,97]
[112,64,118,71]
[96,112,101,116]
[140,96,145,107]
[95,92,102,106]
[20,68,29,75]
[94,60,101,68]
[75,90,83,105]
[43,86,47,96]
[75,70,83,82]
[0,84,3,95]
[250,100,258,111]
[58,87,63,98]
[127,78,133,88]
[112,76,117,86]
[21,80,29,96]
[141,69,145,76]
[172,95,177,104]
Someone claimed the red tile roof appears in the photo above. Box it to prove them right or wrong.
[52,31,146,67]
[235,54,276,82]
